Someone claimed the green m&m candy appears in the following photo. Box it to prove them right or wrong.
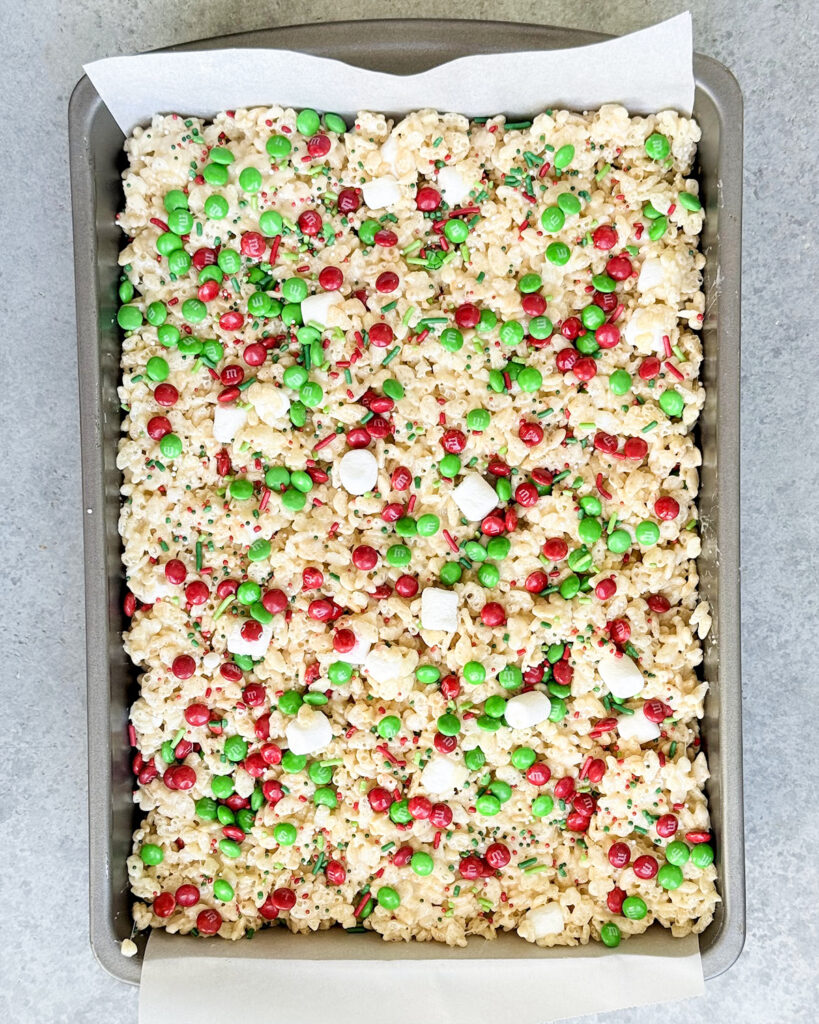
[324,113,347,133]
[248,538,271,561]
[645,132,670,160]
[274,822,298,845]
[224,735,248,762]
[463,746,486,770]
[559,573,580,599]
[164,189,188,212]
[181,298,207,323]
[386,544,411,566]
[511,746,536,770]
[499,320,525,347]
[635,520,660,546]
[437,713,461,736]
[282,277,309,303]
[266,134,291,160]
[532,794,554,817]
[578,517,602,545]
[283,364,308,389]
[358,219,380,245]
[229,478,254,501]
[554,144,575,169]
[217,248,241,274]
[487,536,510,560]
[296,108,321,136]
[657,864,683,890]
[415,664,441,685]
[417,514,440,536]
[219,839,242,859]
[678,190,702,212]
[477,308,498,333]
[498,665,522,690]
[377,715,401,739]
[195,797,218,820]
[478,563,500,587]
[410,851,434,876]
[168,249,192,275]
[213,879,235,901]
[518,366,542,392]
[607,529,631,554]
[202,162,229,186]
[167,208,193,235]
[484,696,507,719]
[158,324,180,348]
[467,408,490,431]
[308,762,333,785]
[377,886,401,909]
[282,751,307,773]
[237,581,260,605]
[439,561,462,585]
[146,356,169,381]
[476,793,501,816]
[278,691,303,715]
[209,146,234,165]
[579,495,602,516]
[519,273,542,293]
[649,216,668,241]
[581,304,606,330]
[609,369,632,395]
[465,544,488,566]
[212,774,234,799]
[259,209,284,236]
[328,660,352,685]
[440,327,464,352]
[557,192,581,215]
[622,895,648,920]
[159,434,182,459]
[146,301,167,327]
[444,218,469,244]
[690,843,715,869]
[299,381,323,408]
[665,841,690,866]
[438,454,461,478]
[204,195,229,219]
[529,316,553,339]
[600,922,621,947]
[239,167,263,193]
[546,242,571,266]
[117,304,143,330]
[140,843,163,865]
[314,787,337,808]
[463,661,485,685]
[659,389,685,417]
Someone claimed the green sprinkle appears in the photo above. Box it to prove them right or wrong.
[642,420,658,433]
[212,595,234,621]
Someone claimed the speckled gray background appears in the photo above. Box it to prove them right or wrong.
[2,1,817,1021]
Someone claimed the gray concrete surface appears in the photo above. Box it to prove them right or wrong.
[2,1,817,1021]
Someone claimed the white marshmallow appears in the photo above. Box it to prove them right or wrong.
[363,645,403,684]
[420,755,469,796]
[300,290,340,328]
[226,620,274,659]
[437,166,471,206]
[623,304,677,355]
[341,631,372,666]
[451,473,498,522]
[202,651,221,673]
[339,449,378,495]
[380,135,399,173]
[617,713,661,744]
[285,708,333,756]
[361,175,401,210]
[522,903,565,938]
[246,382,290,426]
[212,403,247,443]
[598,652,645,699]
[505,690,552,729]
[637,258,665,293]
[421,588,459,632]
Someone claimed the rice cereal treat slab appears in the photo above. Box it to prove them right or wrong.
[117,103,719,950]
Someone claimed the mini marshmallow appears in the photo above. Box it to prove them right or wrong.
[623,304,677,355]
[285,708,333,756]
[451,473,498,522]
[637,258,665,293]
[361,175,401,209]
[420,755,469,796]
[227,620,274,659]
[505,690,552,729]
[617,713,661,744]
[339,449,378,495]
[201,651,222,673]
[341,631,372,666]
[380,135,399,173]
[212,403,247,443]
[437,166,471,206]
[363,645,403,684]
[247,382,290,426]
[421,588,459,632]
[598,652,645,699]
[522,903,565,938]
[300,290,340,328]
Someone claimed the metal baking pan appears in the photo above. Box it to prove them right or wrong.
[70,18,744,987]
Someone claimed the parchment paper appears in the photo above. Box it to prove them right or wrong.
[85,14,706,1022]
[85,13,694,134]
